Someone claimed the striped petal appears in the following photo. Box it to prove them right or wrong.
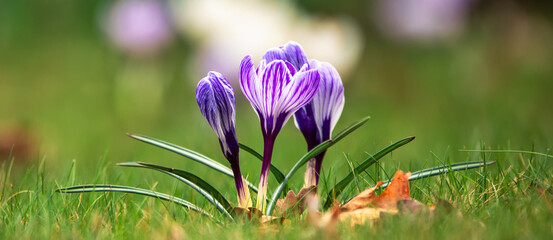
[196,71,239,162]
[262,41,309,71]
[239,55,260,114]
[309,60,345,140]
[276,67,321,127]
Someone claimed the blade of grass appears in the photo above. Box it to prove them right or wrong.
[117,162,233,218]
[127,134,258,193]
[459,149,553,159]
[381,160,496,188]
[265,116,370,215]
[323,136,415,208]
[56,185,214,218]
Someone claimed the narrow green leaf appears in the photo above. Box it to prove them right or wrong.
[343,161,496,204]
[265,116,370,215]
[127,134,258,193]
[238,143,286,183]
[117,162,233,218]
[56,185,214,218]
[323,136,415,208]
[459,149,553,159]
[382,160,497,188]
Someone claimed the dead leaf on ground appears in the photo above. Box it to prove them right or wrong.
[275,185,317,217]
[340,181,383,212]
[372,170,411,210]
[312,170,457,228]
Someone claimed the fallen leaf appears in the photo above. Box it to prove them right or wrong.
[275,185,317,217]
[372,170,412,210]
[309,170,462,231]
[340,181,383,212]
[338,207,390,227]
[333,170,416,227]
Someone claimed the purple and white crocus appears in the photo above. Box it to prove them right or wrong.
[263,42,345,187]
[196,72,251,208]
[239,45,321,211]
[294,60,344,187]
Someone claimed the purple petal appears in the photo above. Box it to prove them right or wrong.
[262,41,309,71]
[239,55,262,115]
[310,61,345,138]
[259,60,293,133]
[293,102,320,149]
[294,60,344,146]
[196,71,239,162]
[277,69,321,123]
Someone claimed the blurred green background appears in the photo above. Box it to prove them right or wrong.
[1,0,552,191]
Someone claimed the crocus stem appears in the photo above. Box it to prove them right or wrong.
[313,151,326,184]
[230,162,250,208]
[304,150,327,187]
[256,135,275,212]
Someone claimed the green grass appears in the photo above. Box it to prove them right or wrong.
[1,1,553,238]
[1,146,552,239]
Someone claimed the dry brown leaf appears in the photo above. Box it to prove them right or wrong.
[310,170,459,229]
[372,170,412,210]
[340,181,383,212]
[332,170,415,227]
[275,185,317,217]
[239,169,464,233]
[339,207,393,227]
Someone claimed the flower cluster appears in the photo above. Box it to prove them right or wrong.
[196,41,344,211]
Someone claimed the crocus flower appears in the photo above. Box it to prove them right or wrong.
[239,44,321,211]
[196,71,251,208]
[294,60,344,187]
[263,42,345,187]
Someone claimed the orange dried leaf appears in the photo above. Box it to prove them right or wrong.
[338,207,388,227]
[340,181,383,212]
[275,185,317,217]
[373,170,411,210]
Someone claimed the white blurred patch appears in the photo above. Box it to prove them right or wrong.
[170,0,363,83]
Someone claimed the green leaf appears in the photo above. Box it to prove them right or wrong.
[323,136,415,208]
[127,134,258,193]
[458,149,553,159]
[238,143,286,183]
[56,185,214,218]
[382,160,497,188]
[265,116,370,215]
[342,161,496,204]
[117,162,233,218]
